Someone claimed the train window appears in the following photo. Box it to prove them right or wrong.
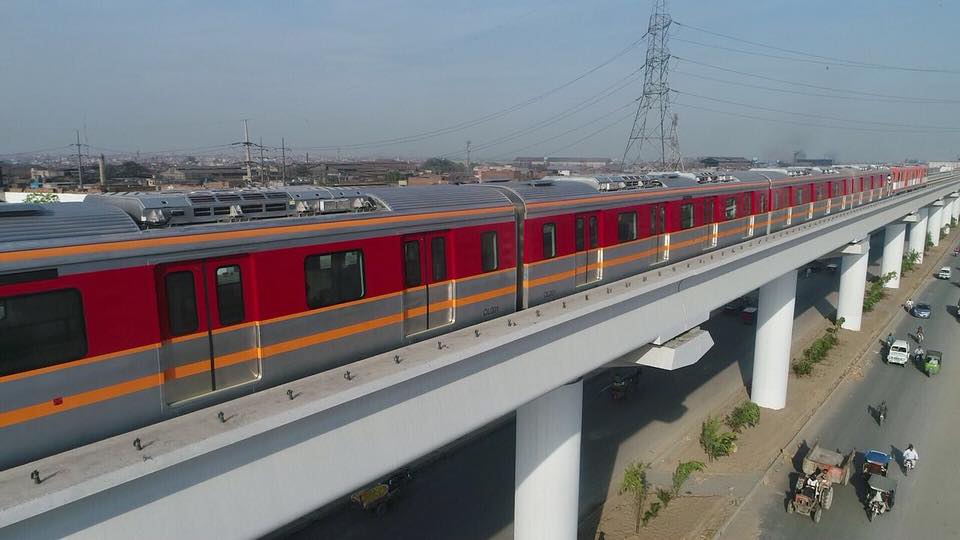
[542,223,557,258]
[649,207,657,235]
[703,199,714,224]
[481,231,498,272]
[617,212,637,242]
[794,189,804,205]
[575,218,585,251]
[305,250,365,308]
[680,203,694,229]
[431,237,447,281]
[815,184,825,200]
[166,271,199,335]
[0,289,87,377]
[215,265,245,326]
[402,241,422,287]
[724,197,737,220]
[759,193,766,213]
[743,194,752,215]
[588,216,598,248]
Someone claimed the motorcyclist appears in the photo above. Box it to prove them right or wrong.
[916,326,925,343]
[869,488,886,512]
[903,444,919,468]
[905,298,915,311]
[878,401,888,422]
[913,346,925,363]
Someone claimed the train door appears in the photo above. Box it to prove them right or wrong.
[402,232,453,337]
[156,256,259,406]
[574,212,601,286]
[702,197,718,248]
[650,204,668,262]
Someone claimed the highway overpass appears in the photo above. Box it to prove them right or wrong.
[1,172,959,540]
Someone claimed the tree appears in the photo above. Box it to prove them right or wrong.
[112,161,152,178]
[620,461,649,533]
[421,158,463,173]
[384,170,406,183]
[23,192,59,204]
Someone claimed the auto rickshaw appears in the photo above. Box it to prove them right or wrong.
[862,450,891,479]
[922,350,942,376]
[866,474,897,521]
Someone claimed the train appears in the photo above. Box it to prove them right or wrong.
[0,164,927,470]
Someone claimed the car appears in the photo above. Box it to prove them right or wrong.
[937,267,952,279]
[886,340,910,365]
[723,296,748,312]
[911,303,932,318]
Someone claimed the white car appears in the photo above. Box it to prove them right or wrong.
[937,267,952,279]
[887,339,910,366]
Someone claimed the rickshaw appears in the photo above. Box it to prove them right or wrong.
[862,450,891,479]
[350,468,413,515]
[866,475,897,521]
[922,350,942,376]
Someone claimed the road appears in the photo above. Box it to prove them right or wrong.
[284,237,887,540]
[725,257,960,539]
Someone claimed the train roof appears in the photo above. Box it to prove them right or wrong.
[0,202,139,244]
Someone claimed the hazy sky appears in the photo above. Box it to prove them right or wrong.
[2,0,959,163]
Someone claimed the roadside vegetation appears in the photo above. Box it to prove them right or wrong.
[700,415,737,461]
[862,272,896,312]
[901,249,920,274]
[23,192,59,204]
[620,459,705,530]
[926,232,933,252]
[726,400,761,433]
[792,317,845,376]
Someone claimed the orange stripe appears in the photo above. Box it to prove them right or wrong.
[0,374,159,429]
[0,205,513,264]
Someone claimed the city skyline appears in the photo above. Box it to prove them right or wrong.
[2,0,959,163]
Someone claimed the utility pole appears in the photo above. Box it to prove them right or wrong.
[259,137,266,184]
[281,137,287,185]
[621,0,678,172]
[242,119,254,183]
[74,130,85,188]
[465,140,472,178]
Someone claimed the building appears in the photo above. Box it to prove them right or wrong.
[314,160,418,184]
[160,166,246,186]
[795,158,834,167]
[699,156,752,169]
[513,156,613,172]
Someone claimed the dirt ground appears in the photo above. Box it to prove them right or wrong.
[583,230,958,540]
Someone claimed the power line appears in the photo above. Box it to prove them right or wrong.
[672,101,954,134]
[673,36,960,74]
[673,20,960,75]
[437,65,646,158]
[542,111,636,157]
[290,34,648,152]
[488,101,638,160]
[0,145,74,157]
[672,89,960,131]
[672,56,960,104]
[672,69,960,105]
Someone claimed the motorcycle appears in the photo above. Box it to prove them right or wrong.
[869,500,885,521]
[904,458,916,475]
[877,404,887,425]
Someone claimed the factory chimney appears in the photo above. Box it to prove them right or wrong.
[98,154,107,186]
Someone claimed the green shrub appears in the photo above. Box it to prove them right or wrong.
[23,192,59,204]
[926,232,933,251]
[656,487,673,507]
[641,501,662,526]
[793,358,814,376]
[671,460,705,497]
[700,415,737,461]
[620,461,649,533]
[726,401,761,433]
[901,250,920,274]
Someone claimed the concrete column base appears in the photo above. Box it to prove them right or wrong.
[515,379,583,540]
[881,223,906,288]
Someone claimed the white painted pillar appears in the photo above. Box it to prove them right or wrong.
[952,196,960,223]
[515,379,582,540]
[750,270,797,410]
[928,203,943,247]
[881,223,906,289]
[909,207,928,264]
[837,240,870,331]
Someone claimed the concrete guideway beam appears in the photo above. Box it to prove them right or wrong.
[837,239,870,331]
[514,379,582,540]
[750,270,797,410]
[881,223,906,289]
[2,173,959,540]
[908,207,929,264]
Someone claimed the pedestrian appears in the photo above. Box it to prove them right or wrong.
[885,333,894,348]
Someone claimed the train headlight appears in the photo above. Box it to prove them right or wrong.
[142,208,169,225]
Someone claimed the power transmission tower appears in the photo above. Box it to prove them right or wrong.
[241,119,254,183]
[667,113,683,171]
[73,130,85,188]
[465,140,472,176]
[620,0,678,171]
[281,137,287,185]
[259,137,266,184]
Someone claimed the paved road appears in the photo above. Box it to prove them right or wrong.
[286,238,887,540]
[726,257,960,539]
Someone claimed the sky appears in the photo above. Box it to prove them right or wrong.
[1,0,959,164]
